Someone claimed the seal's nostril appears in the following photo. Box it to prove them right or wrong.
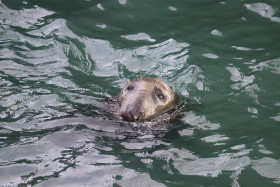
[136,111,144,121]
[128,111,135,120]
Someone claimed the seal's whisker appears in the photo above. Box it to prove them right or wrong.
[139,61,143,80]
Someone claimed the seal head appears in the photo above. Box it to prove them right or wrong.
[117,78,179,122]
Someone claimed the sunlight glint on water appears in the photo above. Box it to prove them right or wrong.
[0,0,280,186]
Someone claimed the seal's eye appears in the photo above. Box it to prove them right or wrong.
[127,85,134,91]
[157,93,166,100]
[154,87,166,101]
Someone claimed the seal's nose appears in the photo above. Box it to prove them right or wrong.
[121,106,143,122]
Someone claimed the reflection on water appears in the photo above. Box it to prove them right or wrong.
[0,0,280,186]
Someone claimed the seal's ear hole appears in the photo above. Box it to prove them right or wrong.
[127,85,134,91]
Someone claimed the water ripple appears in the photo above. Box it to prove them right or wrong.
[1,0,280,186]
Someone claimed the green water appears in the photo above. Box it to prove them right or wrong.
[0,0,280,186]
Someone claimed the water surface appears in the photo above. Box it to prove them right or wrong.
[0,0,280,186]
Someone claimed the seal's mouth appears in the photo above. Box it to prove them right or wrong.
[119,93,180,122]
[120,107,146,122]
[121,113,143,122]
[120,102,178,122]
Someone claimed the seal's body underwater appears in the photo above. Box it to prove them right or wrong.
[117,78,179,122]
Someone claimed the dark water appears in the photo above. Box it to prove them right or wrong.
[1,0,280,186]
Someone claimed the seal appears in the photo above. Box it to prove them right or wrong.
[117,77,179,122]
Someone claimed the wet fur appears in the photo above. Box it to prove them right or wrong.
[116,78,179,122]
